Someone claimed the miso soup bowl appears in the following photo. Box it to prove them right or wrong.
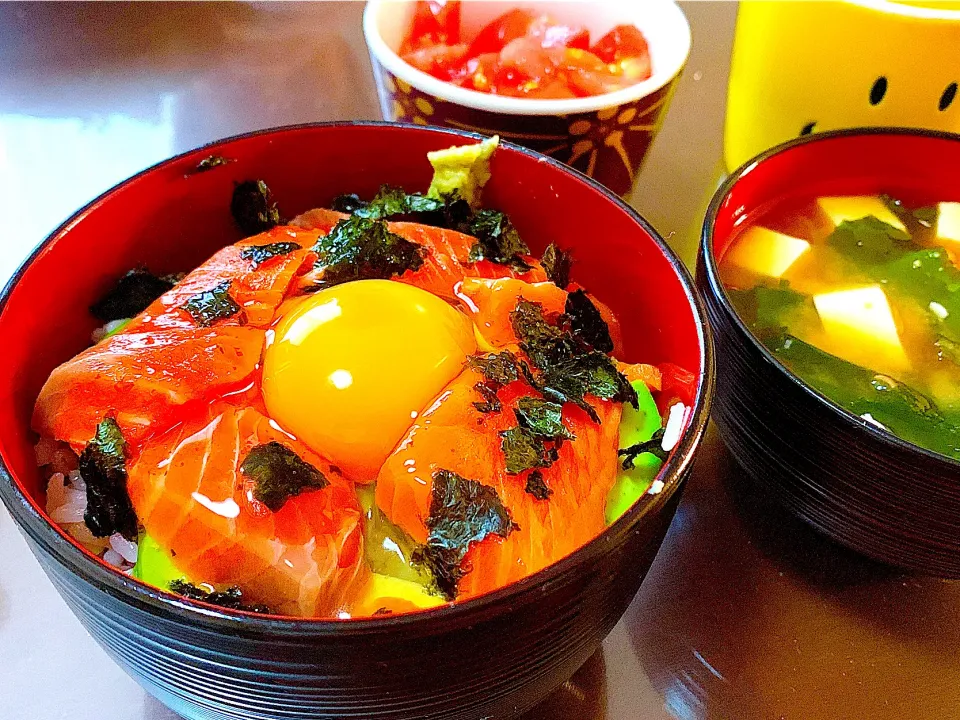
[698,127,960,578]
[0,123,711,720]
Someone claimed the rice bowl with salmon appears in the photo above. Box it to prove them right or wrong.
[31,136,696,619]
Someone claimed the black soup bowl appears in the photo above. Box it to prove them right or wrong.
[0,123,712,720]
[698,128,960,578]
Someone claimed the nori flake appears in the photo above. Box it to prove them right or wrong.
[191,155,233,174]
[412,469,516,600]
[231,179,283,236]
[565,289,614,354]
[169,580,271,614]
[472,382,502,414]
[524,470,552,501]
[541,243,572,288]
[240,241,302,267]
[467,351,519,387]
[90,268,174,322]
[79,417,138,540]
[467,209,532,271]
[499,426,559,475]
[513,397,574,441]
[181,280,242,326]
[239,442,329,512]
[618,428,667,470]
[312,216,425,287]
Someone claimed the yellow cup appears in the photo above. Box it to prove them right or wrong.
[724,0,960,171]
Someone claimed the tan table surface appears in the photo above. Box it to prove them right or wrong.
[1,3,958,719]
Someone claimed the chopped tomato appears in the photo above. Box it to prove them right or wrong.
[591,24,650,64]
[400,0,461,54]
[467,8,537,55]
[402,43,470,80]
[399,3,652,99]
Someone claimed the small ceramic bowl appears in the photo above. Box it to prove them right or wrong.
[698,127,960,578]
[363,0,691,196]
[0,123,712,720]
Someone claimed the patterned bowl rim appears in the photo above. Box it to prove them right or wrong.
[362,0,692,117]
[0,121,714,635]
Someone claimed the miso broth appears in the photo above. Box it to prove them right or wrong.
[719,194,960,460]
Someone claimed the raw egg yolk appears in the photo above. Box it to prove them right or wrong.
[262,279,477,482]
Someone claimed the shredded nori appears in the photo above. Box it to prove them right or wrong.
[541,243,572,288]
[353,185,447,220]
[513,397,574,441]
[472,382,502,414]
[524,470,552,501]
[191,155,233,174]
[331,193,369,214]
[240,241,302,267]
[312,216,425,287]
[79,417,138,540]
[618,428,668,470]
[231,179,283,236]
[412,469,516,600]
[181,280,243,326]
[239,442,329,512]
[499,426,559,475]
[510,299,636,421]
[565,289,614,354]
[467,209,532,271]
[169,580,272,614]
[90,268,174,322]
[467,351,519,387]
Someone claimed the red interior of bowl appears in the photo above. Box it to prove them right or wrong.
[710,130,960,259]
[0,123,704,546]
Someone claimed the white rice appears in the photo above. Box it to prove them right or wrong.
[39,441,138,570]
[90,318,131,344]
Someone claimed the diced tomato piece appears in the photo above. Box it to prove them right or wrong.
[528,16,590,50]
[401,0,462,54]
[590,24,650,64]
[453,51,500,92]
[468,8,537,55]
[401,43,470,80]
[559,48,620,97]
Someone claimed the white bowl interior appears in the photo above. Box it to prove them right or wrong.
[365,0,692,116]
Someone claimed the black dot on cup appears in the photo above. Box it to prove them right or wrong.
[869,76,887,105]
[940,82,958,111]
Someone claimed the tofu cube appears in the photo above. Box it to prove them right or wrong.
[813,285,909,370]
[817,196,907,233]
[724,226,810,278]
[936,202,960,244]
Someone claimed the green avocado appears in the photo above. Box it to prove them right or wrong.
[426,135,499,208]
[605,380,664,524]
[132,533,188,589]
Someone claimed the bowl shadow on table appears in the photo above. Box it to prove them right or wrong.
[622,424,960,718]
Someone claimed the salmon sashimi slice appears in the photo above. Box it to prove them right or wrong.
[456,276,625,357]
[292,208,547,300]
[33,326,264,451]
[375,368,622,601]
[124,226,320,332]
[127,403,367,617]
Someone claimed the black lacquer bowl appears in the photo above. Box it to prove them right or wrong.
[0,123,712,720]
[698,128,960,578]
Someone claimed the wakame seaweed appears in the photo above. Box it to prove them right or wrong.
[90,268,175,322]
[565,289,614,354]
[412,469,516,600]
[541,243,572,288]
[239,442,329,512]
[467,209,532,271]
[231,179,283,236]
[826,216,912,265]
[181,280,243,326]
[240,240,302,267]
[312,216,425,287]
[169,580,271,614]
[524,470,552,501]
[79,417,138,540]
[510,299,636,421]
[619,428,667,470]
